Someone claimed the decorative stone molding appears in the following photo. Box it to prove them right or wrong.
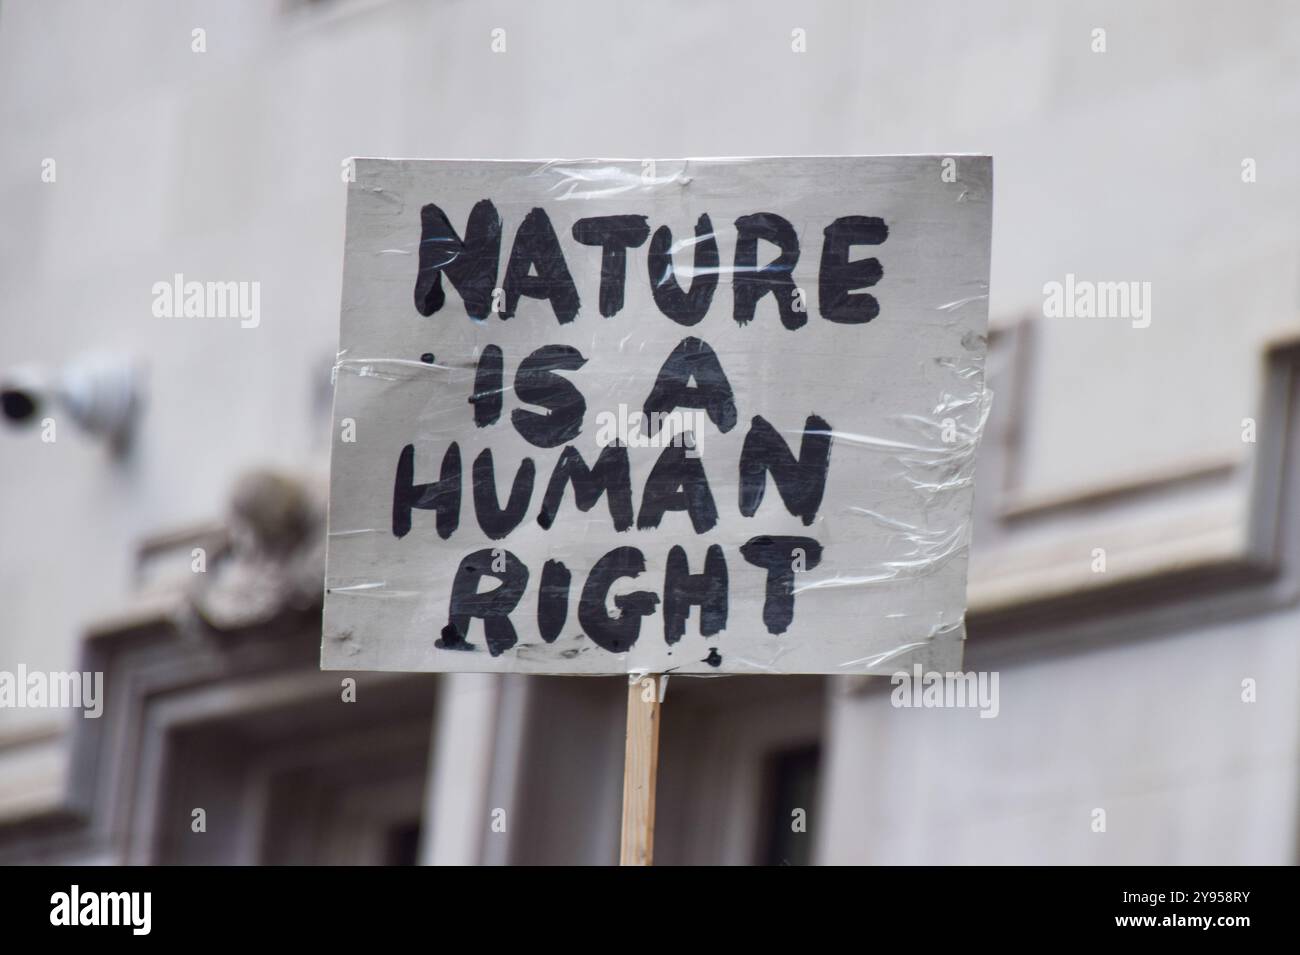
[188,469,326,633]
[0,469,434,864]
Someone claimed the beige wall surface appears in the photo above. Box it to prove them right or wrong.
[819,608,1300,864]
[2,0,1297,860]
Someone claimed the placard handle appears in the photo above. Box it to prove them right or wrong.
[619,674,662,865]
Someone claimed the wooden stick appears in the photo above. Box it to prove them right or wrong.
[619,674,662,865]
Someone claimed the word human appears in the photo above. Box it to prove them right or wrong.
[398,197,892,658]
[50,885,151,935]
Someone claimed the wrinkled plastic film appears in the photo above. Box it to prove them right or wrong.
[324,156,993,676]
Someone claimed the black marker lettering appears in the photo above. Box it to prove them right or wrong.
[739,414,832,525]
[511,344,587,449]
[637,443,718,533]
[739,535,822,635]
[733,212,802,329]
[469,344,504,426]
[471,448,535,540]
[414,200,502,320]
[537,443,634,531]
[502,207,581,323]
[393,442,461,539]
[642,335,737,435]
[572,215,650,318]
[663,544,728,645]
[442,548,529,656]
[537,559,572,643]
[819,216,887,323]
[578,546,659,653]
[647,214,720,326]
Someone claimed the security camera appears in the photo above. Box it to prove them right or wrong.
[0,366,46,423]
[1,353,143,452]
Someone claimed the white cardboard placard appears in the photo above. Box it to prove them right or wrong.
[323,156,992,675]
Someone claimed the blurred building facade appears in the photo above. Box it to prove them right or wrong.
[1,0,1298,864]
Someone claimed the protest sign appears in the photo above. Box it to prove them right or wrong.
[323,156,992,676]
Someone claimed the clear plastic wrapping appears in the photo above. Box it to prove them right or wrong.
[324,156,992,676]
